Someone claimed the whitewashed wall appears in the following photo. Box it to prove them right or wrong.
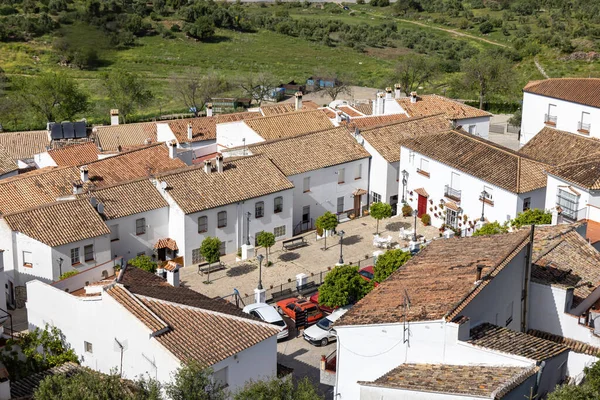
[457,116,491,139]
[33,151,57,168]
[156,123,177,144]
[362,139,398,207]
[216,121,264,151]
[52,236,112,280]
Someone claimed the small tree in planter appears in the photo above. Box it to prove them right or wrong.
[200,236,221,283]
[421,213,431,226]
[316,211,338,250]
[401,204,413,217]
[371,202,392,234]
[256,231,275,267]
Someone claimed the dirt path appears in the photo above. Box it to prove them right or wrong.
[396,19,508,47]
[534,57,550,79]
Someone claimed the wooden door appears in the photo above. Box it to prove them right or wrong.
[417,194,427,217]
[354,195,361,216]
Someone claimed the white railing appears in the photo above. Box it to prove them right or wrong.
[578,121,591,132]
[545,114,557,125]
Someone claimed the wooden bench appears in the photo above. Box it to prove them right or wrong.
[271,288,293,302]
[297,281,317,296]
[282,236,308,251]
[198,261,226,275]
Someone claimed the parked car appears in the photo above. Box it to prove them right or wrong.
[276,297,323,325]
[310,291,336,314]
[304,306,351,346]
[243,303,289,340]
[358,265,375,282]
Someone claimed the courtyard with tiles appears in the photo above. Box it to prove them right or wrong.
[179,213,440,301]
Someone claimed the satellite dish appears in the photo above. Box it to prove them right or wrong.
[97,202,105,214]
[160,181,168,190]
[89,197,98,207]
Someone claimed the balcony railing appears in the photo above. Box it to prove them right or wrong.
[545,114,557,125]
[578,121,591,133]
[444,185,461,202]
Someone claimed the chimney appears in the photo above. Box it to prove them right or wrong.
[166,262,181,287]
[377,92,385,115]
[72,181,83,195]
[410,92,418,103]
[385,87,393,100]
[80,166,89,183]
[168,140,176,159]
[187,123,193,140]
[476,265,483,282]
[336,111,343,124]
[295,91,303,111]
[110,109,119,126]
[216,154,224,173]
[204,160,212,174]
[206,103,213,117]
[394,84,402,99]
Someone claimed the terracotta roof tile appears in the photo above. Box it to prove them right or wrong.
[524,78,600,108]
[469,323,568,361]
[352,103,373,116]
[403,130,549,193]
[156,155,293,214]
[397,94,491,120]
[260,101,320,116]
[214,111,262,124]
[3,199,110,247]
[0,130,50,160]
[359,363,538,398]
[93,122,157,153]
[166,117,216,143]
[244,110,334,141]
[359,114,451,163]
[106,285,168,334]
[0,145,18,175]
[338,105,363,117]
[518,127,600,166]
[347,113,409,129]
[527,329,600,356]
[246,126,370,176]
[336,230,531,326]
[163,260,180,271]
[47,142,99,166]
[414,187,429,198]
[154,238,178,251]
[547,155,600,189]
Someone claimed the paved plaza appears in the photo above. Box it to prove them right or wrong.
[180,213,439,300]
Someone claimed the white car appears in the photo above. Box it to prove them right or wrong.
[243,303,289,340]
[303,306,350,346]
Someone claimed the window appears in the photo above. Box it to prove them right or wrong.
[417,158,430,177]
[274,196,283,213]
[198,216,208,233]
[337,196,344,214]
[23,251,33,267]
[371,191,381,203]
[446,208,458,229]
[338,168,345,184]
[557,188,579,220]
[219,241,226,256]
[302,206,310,223]
[580,111,591,133]
[546,104,557,125]
[451,172,460,190]
[217,211,227,228]
[274,225,286,237]
[71,248,80,265]
[468,125,476,135]
[505,301,513,327]
[255,201,264,218]
[481,186,494,205]
[523,197,531,211]
[84,244,94,262]
[355,164,362,180]
[109,225,119,241]
[136,218,146,235]
[192,248,203,264]
[303,176,310,192]
[214,367,228,387]
[84,341,93,353]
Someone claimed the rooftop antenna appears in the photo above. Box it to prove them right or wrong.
[403,289,411,344]
[160,181,168,191]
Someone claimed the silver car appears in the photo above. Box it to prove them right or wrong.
[243,303,289,340]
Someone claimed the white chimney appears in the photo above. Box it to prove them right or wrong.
[204,160,211,174]
[410,92,418,103]
[168,140,176,159]
[336,111,342,124]
[372,99,377,116]
[72,182,83,195]
[216,154,224,173]
[385,87,393,100]
[394,84,402,99]
[187,123,193,140]
[110,109,119,126]
[80,166,89,183]
[206,103,213,117]
[295,91,303,111]
[377,92,385,115]
[166,262,181,287]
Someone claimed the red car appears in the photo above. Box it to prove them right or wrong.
[276,297,324,325]
[358,265,375,282]
[310,292,336,314]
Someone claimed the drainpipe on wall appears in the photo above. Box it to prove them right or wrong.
[521,224,535,333]
[365,157,372,208]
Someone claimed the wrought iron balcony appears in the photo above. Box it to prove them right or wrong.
[444,185,461,202]
[578,121,591,133]
[544,114,557,125]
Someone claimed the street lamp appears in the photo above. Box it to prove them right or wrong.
[338,230,345,265]
[480,189,488,222]
[257,254,264,290]
[412,209,418,242]
[57,258,63,277]
[246,212,251,246]
[401,170,408,203]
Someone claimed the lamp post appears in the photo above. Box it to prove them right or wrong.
[401,170,408,203]
[246,212,251,246]
[58,258,63,277]
[338,230,345,265]
[257,254,264,290]
[412,209,418,242]
[480,189,488,222]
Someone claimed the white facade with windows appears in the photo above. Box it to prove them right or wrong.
[362,139,400,214]
[457,116,491,139]
[544,174,599,222]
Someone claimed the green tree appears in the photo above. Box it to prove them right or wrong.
[472,221,509,237]
[12,72,88,122]
[234,376,322,400]
[172,70,225,116]
[185,17,215,41]
[478,21,493,34]
[318,265,373,308]
[130,255,157,273]
[256,231,275,266]
[102,69,153,123]
[374,249,411,282]
[370,202,392,235]
[315,211,339,250]
[165,361,227,400]
[393,54,438,96]
[0,325,78,381]
[200,236,221,283]
[460,52,513,109]
[511,208,551,228]
[549,361,600,399]
[59,270,79,280]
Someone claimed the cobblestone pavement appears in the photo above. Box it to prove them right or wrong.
[180,214,439,300]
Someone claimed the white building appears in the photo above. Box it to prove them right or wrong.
[153,155,294,266]
[520,78,600,145]
[330,230,570,399]
[26,265,279,392]
[238,127,370,233]
[400,130,548,231]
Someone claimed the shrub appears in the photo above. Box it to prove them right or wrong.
[170,23,181,32]
[511,208,552,228]
[421,213,431,226]
[479,21,493,34]
[129,255,157,273]
[374,249,411,282]
[402,204,413,217]
[472,221,509,237]
[59,270,79,280]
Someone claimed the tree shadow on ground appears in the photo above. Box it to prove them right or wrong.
[279,252,300,262]
[386,221,411,231]
[226,263,257,277]
[342,234,361,246]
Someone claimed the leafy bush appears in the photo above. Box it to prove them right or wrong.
[511,209,552,228]
[170,23,181,32]
[59,270,79,280]
[374,249,411,282]
[129,255,157,273]
[421,213,431,226]
[479,21,493,34]
[318,265,373,308]
[185,16,215,41]
[472,221,509,236]
[402,204,413,217]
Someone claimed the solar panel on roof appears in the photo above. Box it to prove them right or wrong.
[50,123,63,140]
[74,121,87,138]
[62,122,75,139]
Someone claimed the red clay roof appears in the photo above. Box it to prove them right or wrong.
[524,78,600,108]
[48,142,99,166]
[397,94,491,120]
